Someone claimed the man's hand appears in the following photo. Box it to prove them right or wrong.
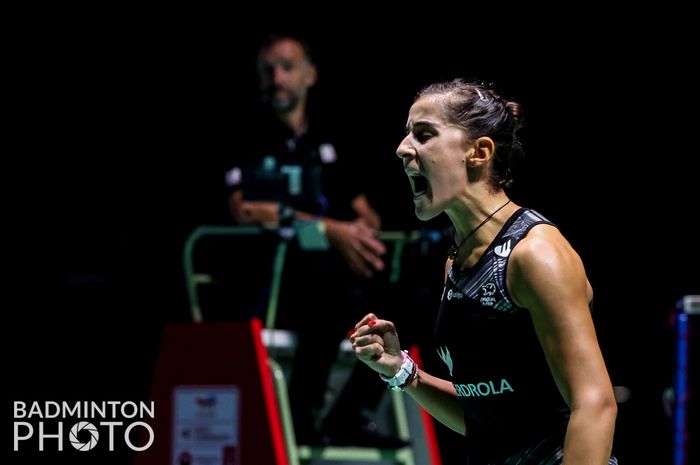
[349,313,403,377]
[325,218,386,277]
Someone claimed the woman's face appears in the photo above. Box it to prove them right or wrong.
[396,95,472,220]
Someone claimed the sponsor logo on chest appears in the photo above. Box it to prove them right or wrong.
[454,378,514,397]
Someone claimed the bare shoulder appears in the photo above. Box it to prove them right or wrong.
[510,223,581,269]
[507,224,589,310]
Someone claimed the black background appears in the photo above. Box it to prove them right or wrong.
[5,11,698,464]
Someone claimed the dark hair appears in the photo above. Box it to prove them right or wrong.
[417,79,524,189]
[258,33,314,64]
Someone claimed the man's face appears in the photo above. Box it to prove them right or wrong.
[257,39,317,114]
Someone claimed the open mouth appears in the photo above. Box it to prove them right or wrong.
[409,174,429,198]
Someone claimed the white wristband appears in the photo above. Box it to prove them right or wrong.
[379,350,414,388]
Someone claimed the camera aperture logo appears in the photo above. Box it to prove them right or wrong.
[13,401,155,453]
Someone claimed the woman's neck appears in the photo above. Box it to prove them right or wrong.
[447,192,515,266]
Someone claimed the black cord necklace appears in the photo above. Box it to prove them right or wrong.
[447,199,512,260]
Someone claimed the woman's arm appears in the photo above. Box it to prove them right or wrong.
[351,313,465,434]
[508,225,617,465]
[404,368,465,434]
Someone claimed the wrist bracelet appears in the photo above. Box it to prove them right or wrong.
[379,350,418,391]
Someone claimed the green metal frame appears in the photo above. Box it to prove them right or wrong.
[183,226,422,323]
[182,225,424,464]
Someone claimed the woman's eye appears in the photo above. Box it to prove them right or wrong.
[415,132,432,142]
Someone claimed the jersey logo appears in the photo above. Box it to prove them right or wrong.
[479,283,498,307]
[494,239,512,258]
[437,346,454,376]
[453,378,514,397]
[446,289,463,301]
[225,167,242,187]
[319,143,337,163]
[481,283,496,297]
[280,165,303,195]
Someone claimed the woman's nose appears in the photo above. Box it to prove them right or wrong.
[396,135,413,159]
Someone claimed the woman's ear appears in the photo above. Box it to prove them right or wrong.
[466,136,495,168]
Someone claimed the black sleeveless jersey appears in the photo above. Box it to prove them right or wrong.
[435,208,569,463]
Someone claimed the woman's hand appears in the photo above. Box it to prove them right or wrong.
[349,313,403,377]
